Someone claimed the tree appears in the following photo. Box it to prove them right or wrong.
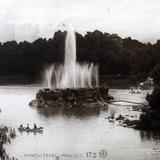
[151,64,160,87]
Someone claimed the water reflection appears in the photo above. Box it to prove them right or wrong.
[36,106,102,119]
[140,130,160,141]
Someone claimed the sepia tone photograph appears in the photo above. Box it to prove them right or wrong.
[0,0,160,160]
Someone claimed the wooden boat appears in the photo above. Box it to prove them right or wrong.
[127,125,136,128]
[108,118,115,122]
[18,127,43,133]
[129,89,141,94]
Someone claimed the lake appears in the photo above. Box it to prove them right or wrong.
[0,86,160,160]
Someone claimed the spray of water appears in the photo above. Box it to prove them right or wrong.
[43,24,99,88]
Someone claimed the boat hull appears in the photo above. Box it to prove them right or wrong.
[18,127,43,133]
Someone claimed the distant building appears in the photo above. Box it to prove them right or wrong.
[139,77,154,86]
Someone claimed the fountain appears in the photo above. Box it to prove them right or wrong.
[43,24,99,89]
[30,24,112,108]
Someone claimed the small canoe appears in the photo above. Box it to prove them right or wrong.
[108,118,115,122]
[18,127,43,133]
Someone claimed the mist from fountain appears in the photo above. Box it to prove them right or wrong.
[43,24,99,88]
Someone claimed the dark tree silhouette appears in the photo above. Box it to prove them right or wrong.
[0,30,160,83]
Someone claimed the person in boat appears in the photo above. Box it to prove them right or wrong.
[26,124,30,130]
[33,124,37,129]
[131,88,134,93]
[19,124,23,128]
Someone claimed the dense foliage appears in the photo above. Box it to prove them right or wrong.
[0,30,160,82]
[146,87,160,110]
[151,64,160,86]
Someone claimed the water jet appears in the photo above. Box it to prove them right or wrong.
[32,24,112,108]
[43,24,99,89]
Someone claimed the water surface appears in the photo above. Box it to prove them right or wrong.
[0,86,160,160]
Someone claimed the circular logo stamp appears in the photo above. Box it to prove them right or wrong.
[99,149,108,158]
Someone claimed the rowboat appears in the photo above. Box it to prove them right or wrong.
[129,89,141,94]
[108,118,115,122]
[18,127,43,133]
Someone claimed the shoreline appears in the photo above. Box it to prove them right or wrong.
[0,125,17,160]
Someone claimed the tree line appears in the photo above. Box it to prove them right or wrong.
[0,30,160,82]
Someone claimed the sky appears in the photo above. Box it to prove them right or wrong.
[0,0,160,43]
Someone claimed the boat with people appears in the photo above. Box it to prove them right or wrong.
[18,127,43,133]
[18,124,43,133]
[129,87,141,94]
